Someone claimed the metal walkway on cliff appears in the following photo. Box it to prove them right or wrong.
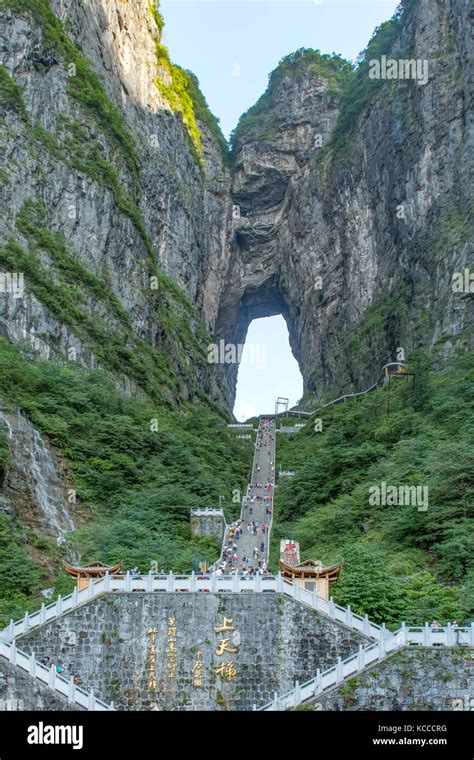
[282,362,408,420]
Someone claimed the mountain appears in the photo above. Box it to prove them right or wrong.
[221,0,472,406]
[0,0,472,625]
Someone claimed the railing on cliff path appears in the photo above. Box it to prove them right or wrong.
[283,362,407,420]
[253,416,276,568]
[0,639,113,711]
[258,621,474,711]
[0,572,385,643]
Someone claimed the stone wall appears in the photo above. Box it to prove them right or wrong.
[190,510,226,543]
[0,660,80,711]
[17,592,369,711]
[313,648,474,711]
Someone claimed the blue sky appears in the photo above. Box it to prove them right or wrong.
[160,0,400,419]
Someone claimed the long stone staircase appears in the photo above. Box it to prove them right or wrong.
[216,416,275,574]
[1,413,472,711]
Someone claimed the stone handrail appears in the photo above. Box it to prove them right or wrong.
[266,423,276,560]
[190,508,226,517]
[259,622,474,710]
[212,417,276,573]
[0,573,384,643]
[0,639,113,711]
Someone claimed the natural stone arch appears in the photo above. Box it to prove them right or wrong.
[213,270,302,409]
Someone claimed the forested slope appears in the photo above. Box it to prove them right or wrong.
[273,350,474,626]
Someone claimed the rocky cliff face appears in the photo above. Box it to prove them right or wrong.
[218,0,473,406]
[0,406,77,551]
[0,0,472,414]
[216,53,347,405]
[0,0,233,408]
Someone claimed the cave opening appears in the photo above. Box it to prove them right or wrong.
[233,315,303,421]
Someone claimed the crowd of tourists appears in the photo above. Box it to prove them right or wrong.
[212,418,276,575]
[255,417,275,457]
[215,516,269,574]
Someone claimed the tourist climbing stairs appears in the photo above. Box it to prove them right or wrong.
[1,409,472,712]
[216,417,275,575]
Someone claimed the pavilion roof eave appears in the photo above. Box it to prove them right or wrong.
[279,560,343,580]
[63,562,123,578]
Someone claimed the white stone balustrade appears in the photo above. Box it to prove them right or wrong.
[0,639,113,711]
[1,572,471,715]
[260,620,474,711]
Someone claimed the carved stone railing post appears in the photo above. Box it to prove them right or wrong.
[336,657,343,683]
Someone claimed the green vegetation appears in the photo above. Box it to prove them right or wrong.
[0,20,157,273]
[0,51,226,409]
[0,21,153,266]
[0,63,27,117]
[0,197,211,405]
[15,198,130,326]
[154,42,204,159]
[431,207,473,263]
[147,0,164,37]
[2,0,139,177]
[322,0,417,157]
[148,1,227,162]
[230,48,352,149]
[349,283,411,360]
[0,427,9,486]
[184,71,228,161]
[70,150,149,250]
[0,514,44,628]
[0,163,242,620]
[2,0,227,236]
[273,349,474,626]
[153,44,227,162]
[0,338,253,626]
[0,66,145,255]
[33,110,159,270]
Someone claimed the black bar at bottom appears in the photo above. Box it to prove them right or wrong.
[0,709,472,758]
